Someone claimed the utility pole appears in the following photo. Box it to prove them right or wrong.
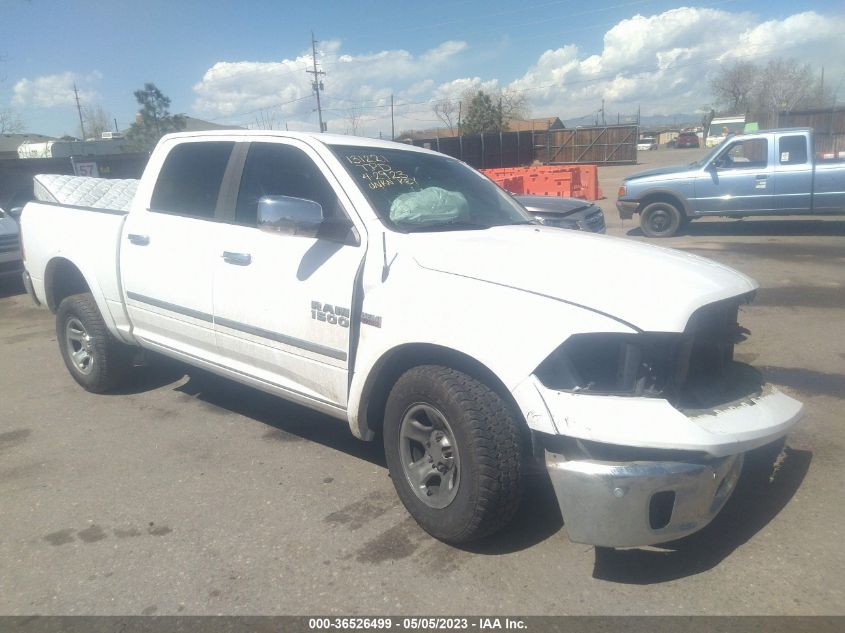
[73,83,86,140]
[390,94,395,140]
[820,66,825,103]
[307,32,326,132]
[601,99,606,126]
[458,101,462,135]
[113,118,119,134]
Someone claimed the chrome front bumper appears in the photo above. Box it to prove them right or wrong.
[546,450,743,547]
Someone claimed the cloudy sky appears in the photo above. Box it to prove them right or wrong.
[2,0,844,138]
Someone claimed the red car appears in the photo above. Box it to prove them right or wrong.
[675,132,700,148]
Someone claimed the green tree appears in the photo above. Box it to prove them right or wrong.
[126,83,185,151]
[461,91,505,134]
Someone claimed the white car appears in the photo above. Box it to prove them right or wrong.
[637,137,658,151]
[19,131,802,549]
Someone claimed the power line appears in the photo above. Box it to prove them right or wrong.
[204,95,313,123]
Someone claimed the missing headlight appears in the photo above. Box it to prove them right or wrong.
[534,333,679,396]
[535,296,760,405]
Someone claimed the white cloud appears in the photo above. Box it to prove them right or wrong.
[191,38,468,129]
[422,40,468,64]
[431,77,499,101]
[402,79,435,98]
[507,8,845,119]
[191,8,845,135]
[13,71,101,108]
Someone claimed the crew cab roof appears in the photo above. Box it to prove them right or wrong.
[157,130,439,155]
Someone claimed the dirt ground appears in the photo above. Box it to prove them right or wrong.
[1,147,843,615]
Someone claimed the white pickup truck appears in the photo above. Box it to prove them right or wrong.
[19,131,803,547]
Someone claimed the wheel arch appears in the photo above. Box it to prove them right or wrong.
[44,257,91,313]
[353,342,527,443]
[637,189,691,217]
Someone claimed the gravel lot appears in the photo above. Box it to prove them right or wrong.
[1,147,843,615]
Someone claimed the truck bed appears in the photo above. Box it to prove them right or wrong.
[21,196,133,343]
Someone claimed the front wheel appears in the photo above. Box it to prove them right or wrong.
[56,293,131,393]
[383,365,524,544]
[640,201,683,238]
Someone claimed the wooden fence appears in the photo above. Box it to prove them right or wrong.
[410,124,638,168]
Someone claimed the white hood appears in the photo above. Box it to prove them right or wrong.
[407,225,757,332]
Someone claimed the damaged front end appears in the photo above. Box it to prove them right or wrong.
[534,295,763,409]
[514,293,803,547]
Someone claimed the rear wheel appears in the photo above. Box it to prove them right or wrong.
[383,365,524,544]
[640,201,683,238]
[57,293,131,393]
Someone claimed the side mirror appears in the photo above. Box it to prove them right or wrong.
[257,195,323,236]
[709,156,726,170]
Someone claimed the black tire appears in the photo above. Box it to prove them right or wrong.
[56,293,131,393]
[640,201,683,238]
[383,365,524,543]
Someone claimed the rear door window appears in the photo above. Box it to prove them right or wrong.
[151,141,235,218]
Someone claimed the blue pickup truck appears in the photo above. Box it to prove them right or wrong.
[617,128,845,237]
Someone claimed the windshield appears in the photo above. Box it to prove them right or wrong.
[330,145,533,232]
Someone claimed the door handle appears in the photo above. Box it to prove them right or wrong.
[127,233,150,246]
[222,251,252,266]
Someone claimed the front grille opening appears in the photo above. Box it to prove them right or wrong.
[649,491,676,530]
[673,296,762,411]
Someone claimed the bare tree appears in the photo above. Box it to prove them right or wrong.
[0,53,24,134]
[499,88,531,123]
[432,99,458,134]
[253,108,280,130]
[755,59,816,125]
[0,108,24,134]
[82,104,112,139]
[709,60,757,114]
[345,106,363,136]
